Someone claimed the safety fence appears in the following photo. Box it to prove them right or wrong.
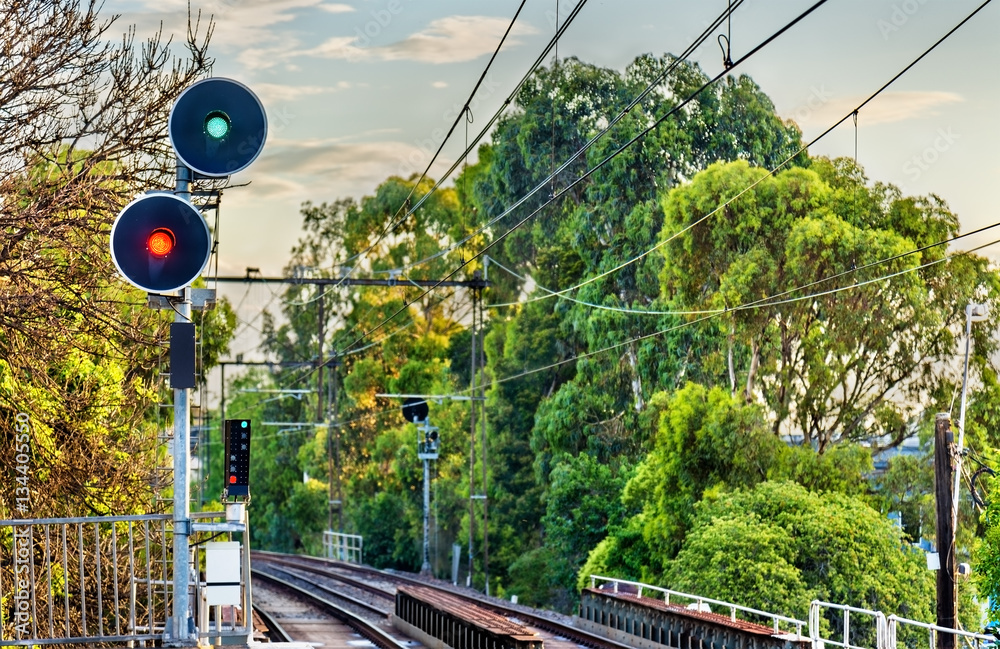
[590,575,807,638]
[323,530,363,564]
[0,514,173,646]
[591,576,996,649]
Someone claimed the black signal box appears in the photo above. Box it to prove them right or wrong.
[224,419,251,499]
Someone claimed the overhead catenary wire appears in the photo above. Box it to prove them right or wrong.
[315,1,750,360]
[481,234,1000,391]
[385,0,748,277]
[488,218,1000,315]
[272,1,589,369]
[323,0,833,366]
[483,0,997,311]
[300,0,571,313]
[270,0,745,368]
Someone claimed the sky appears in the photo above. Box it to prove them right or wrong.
[102,0,1000,364]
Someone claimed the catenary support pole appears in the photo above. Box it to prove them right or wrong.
[478,275,489,596]
[935,412,956,649]
[422,451,431,575]
[468,287,477,587]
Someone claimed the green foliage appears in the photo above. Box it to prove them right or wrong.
[507,453,633,611]
[660,158,999,450]
[618,383,781,564]
[665,482,935,631]
[242,51,1000,623]
[976,485,1000,622]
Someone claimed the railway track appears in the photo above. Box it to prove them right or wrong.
[251,567,407,649]
[252,551,635,649]
[251,604,292,642]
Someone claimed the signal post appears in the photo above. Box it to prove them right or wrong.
[109,77,266,645]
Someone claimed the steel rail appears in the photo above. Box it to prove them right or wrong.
[253,552,635,649]
[254,554,394,602]
[251,605,292,643]
[264,564,391,616]
[250,570,404,649]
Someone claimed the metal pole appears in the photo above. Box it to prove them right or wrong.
[333,358,343,535]
[422,452,431,575]
[170,160,193,645]
[468,288,477,587]
[478,277,489,596]
[953,305,975,530]
[935,413,956,649]
[317,292,325,422]
[327,369,334,537]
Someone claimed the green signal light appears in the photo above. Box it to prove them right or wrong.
[241,421,247,428]
[204,111,231,139]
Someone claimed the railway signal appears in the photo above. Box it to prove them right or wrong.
[169,77,267,177]
[224,419,252,499]
[109,194,212,294]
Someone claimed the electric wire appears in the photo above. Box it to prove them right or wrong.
[232,0,739,369]
[325,0,833,365]
[318,0,745,359]
[485,218,1000,314]
[483,235,1000,390]
[482,0,997,310]
[290,0,541,313]
[312,0,593,355]
[383,0,747,277]
[365,0,592,271]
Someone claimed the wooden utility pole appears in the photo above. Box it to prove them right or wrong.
[935,412,956,649]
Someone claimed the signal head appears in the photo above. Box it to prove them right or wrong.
[169,77,267,177]
[147,228,176,258]
[110,194,211,293]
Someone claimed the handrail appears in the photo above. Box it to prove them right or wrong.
[887,615,994,649]
[589,575,808,637]
[810,600,889,649]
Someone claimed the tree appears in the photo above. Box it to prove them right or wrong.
[249,175,480,570]
[659,157,1000,450]
[665,481,934,642]
[470,54,806,597]
[0,0,219,518]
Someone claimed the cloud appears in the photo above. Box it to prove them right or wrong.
[305,15,537,64]
[318,3,355,13]
[252,82,350,104]
[242,138,453,202]
[793,91,964,129]
[109,0,327,71]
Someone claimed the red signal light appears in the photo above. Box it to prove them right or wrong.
[147,228,176,257]
[229,476,236,484]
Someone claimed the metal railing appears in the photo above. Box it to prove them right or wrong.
[0,514,173,646]
[589,575,808,638]
[810,601,889,649]
[587,577,995,649]
[887,615,994,649]
[323,530,363,564]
